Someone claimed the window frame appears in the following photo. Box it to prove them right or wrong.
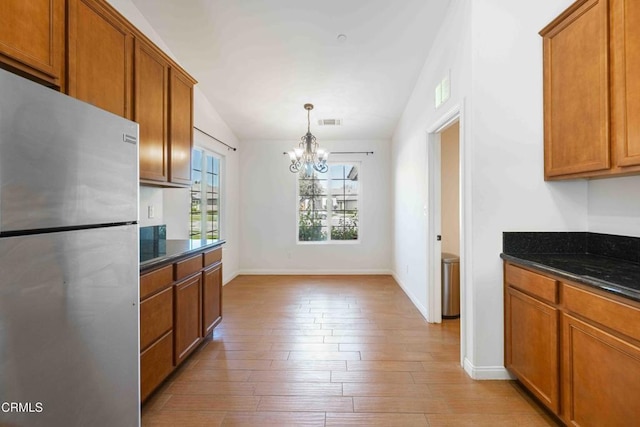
[296,161,361,245]
[190,147,223,241]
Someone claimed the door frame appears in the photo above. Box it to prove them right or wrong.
[426,101,467,366]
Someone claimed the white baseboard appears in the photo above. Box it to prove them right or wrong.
[237,269,393,275]
[391,272,429,321]
[463,357,515,380]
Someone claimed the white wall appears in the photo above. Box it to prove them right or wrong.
[392,0,473,329]
[239,139,391,274]
[588,176,640,237]
[393,0,589,378]
[139,186,163,227]
[106,0,242,283]
[467,0,588,374]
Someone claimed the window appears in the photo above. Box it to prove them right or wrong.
[190,149,221,240]
[298,163,359,242]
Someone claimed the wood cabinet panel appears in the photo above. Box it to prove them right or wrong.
[563,283,640,343]
[202,263,222,337]
[562,313,640,426]
[611,0,640,168]
[541,0,610,178]
[67,0,133,118]
[505,263,558,303]
[140,330,173,402]
[169,68,195,185]
[174,254,203,281]
[505,287,560,413]
[0,0,64,86]
[136,40,169,182]
[204,247,223,267]
[174,273,202,365]
[140,264,173,299]
[140,245,222,401]
[140,286,173,351]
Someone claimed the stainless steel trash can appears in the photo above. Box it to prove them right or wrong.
[441,253,460,318]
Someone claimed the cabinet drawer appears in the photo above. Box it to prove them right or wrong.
[203,247,222,267]
[140,286,173,351]
[563,283,640,342]
[174,254,202,280]
[140,330,173,402]
[505,263,558,303]
[140,265,173,299]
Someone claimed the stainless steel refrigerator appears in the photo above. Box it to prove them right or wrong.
[0,69,140,426]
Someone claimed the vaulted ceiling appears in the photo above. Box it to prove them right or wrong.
[131,0,451,141]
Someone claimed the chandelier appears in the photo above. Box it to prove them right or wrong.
[288,103,329,175]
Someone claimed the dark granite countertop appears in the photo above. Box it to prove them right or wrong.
[140,239,225,272]
[502,232,640,302]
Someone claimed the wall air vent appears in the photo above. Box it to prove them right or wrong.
[318,119,342,126]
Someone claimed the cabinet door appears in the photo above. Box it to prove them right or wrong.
[67,0,134,119]
[541,0,610,178]
[562,313,640,426]
[135,40,169,182]
[611,0,640,168]
[505,287,560,413]
[174,273,202,365]
[202,263,222,337]
[169,68,194,185]
[0,0,64,86]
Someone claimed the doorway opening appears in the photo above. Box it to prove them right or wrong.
[426,104,465,367]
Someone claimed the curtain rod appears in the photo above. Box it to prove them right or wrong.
[282,151,374,155]
[194,127,237,151]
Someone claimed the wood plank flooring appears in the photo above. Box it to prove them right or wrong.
[142,275,560,426]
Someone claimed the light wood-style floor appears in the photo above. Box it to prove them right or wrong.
[142,275,559,426]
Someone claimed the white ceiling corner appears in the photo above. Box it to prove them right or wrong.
[130,0,451,141]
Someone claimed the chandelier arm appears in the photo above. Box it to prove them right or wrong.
[288,103,326,176]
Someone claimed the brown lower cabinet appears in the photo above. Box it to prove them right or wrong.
[562,313,640,426]
[174,273,202,365]
[202,263,223,337]
[505,286,560,412]
[140,246,223,402]
[504,261,640,426]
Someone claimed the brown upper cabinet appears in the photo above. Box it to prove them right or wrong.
[136,39,170,183]
[169,68,196,185]
[0,0,65,88]
[610,0,640,168]
[67,0,134,119]
[541,0,640,180]
[1,0,196,187]
[135,41,196,186]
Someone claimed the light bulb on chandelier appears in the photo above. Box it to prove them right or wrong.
[288,103,329,176]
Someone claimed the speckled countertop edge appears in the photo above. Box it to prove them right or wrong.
[501,253,640,303]
[140,239,225,273]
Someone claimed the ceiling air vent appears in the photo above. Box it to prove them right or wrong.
[318,119,342,126]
